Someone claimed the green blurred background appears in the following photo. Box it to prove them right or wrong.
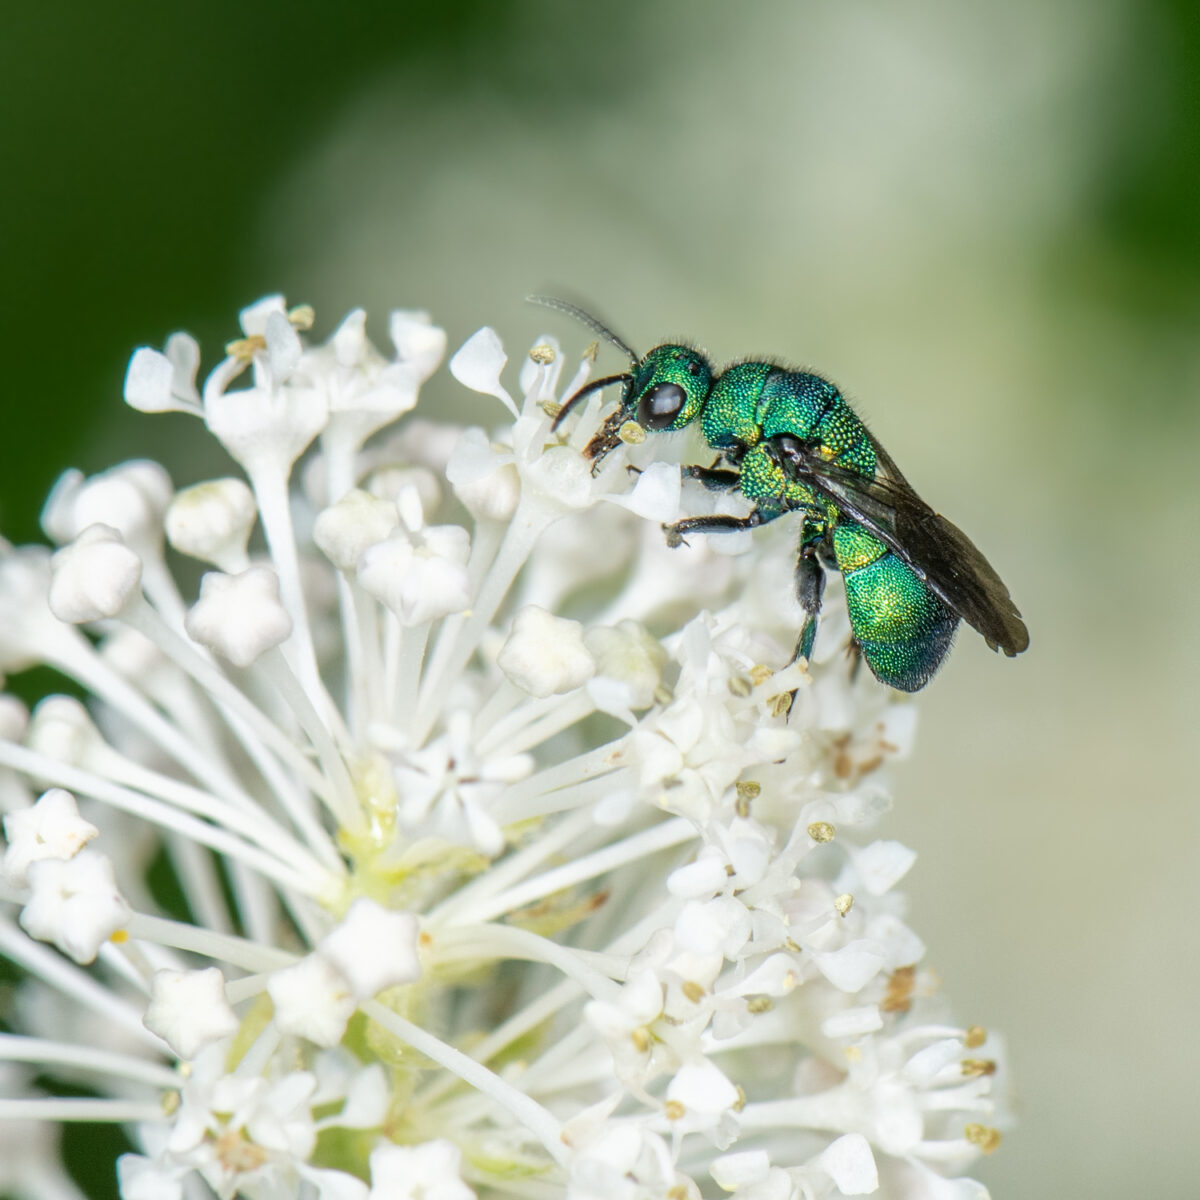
[2,1,1198,1196]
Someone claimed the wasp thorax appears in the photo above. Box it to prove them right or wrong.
[630,344,712,433]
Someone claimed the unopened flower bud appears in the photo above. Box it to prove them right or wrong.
[498,606,595,698]
[184,566,292,667]
[48,525,142,623]
[166,478,257,572]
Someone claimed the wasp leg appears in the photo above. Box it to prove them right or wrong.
[681,464,742,492]
[792,524,827,665]
[779,520,828,717]
[584,410,630,472]
[663,510,768,549]
[846,641,863,682]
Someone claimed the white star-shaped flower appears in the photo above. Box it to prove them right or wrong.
[19,848,130,964]
[143,968,239,1060]
[318,899,421,1001]
[268,954,357,1048]
[357,509,471,627]
[368,1139,475,1200]
[2,788,98,886]
[184,565,293,667]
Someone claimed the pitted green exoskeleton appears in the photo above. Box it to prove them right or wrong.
[533,296,1029,691]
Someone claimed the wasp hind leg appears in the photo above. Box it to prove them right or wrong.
[792,521,828,666]
[778,521,827,717]
[845,641,864,682]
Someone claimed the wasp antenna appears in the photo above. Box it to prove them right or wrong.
[527,295,640,366]
[551,372,632,431]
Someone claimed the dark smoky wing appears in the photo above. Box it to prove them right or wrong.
[783,440,1030,657]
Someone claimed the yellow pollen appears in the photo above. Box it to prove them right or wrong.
[735,781,760,818]
[733,1085,746,1113]
[109,928,129,944]
[664,1099,686,1121]
[767,692,793,718]
[225,334,266,361]
[287,304,315,330]
[844,1045,862,1062]
[962,1058,997,1078]
[619,420,645,445]
[746,995,774,1014]
[215,1129,269,1172]
[681,980,706,1004]
[630,1028,651,1053]
[728,675,753,698]
[667,1188,690,1200]
[807,821,835,844]
[161,1090,181,1116]
[528,343,556,365]
[418,930,433,949]
[964,1123,1002,1155]
[749,664,774,686]
[834,893,853,916]
[880,965,917,1013]
[964,1024,987,1048]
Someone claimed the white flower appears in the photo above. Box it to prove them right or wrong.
[368,1138,475,1200]
[2,787,98,885]
[269,954,358,1049]
[314,488,400,572]
[123,332,202,415]
[318,898,421,999]
[143,968,239,1059]
[184,565,293,667]
[357,520,471,626]
[19,847,130,963]
[449,326,517,417]
[497,605,596,698]
[818,1133,879,1195]
[48,524,143,624]
[165,478,257,572]
[0,301,1006,1200]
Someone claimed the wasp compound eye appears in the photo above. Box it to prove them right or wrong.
[638,382,687,430]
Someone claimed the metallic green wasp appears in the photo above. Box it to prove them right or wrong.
[532,297,1029,692]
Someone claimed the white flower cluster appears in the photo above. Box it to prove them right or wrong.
[0,298,1007,1200]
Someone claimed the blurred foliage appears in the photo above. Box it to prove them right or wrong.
[1089,0,1200,296]
[0,0,644,544]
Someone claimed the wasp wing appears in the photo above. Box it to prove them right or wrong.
[780,437,1029,657]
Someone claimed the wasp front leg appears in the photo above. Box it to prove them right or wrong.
[584,410,633,472]
[662,508,772,549]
